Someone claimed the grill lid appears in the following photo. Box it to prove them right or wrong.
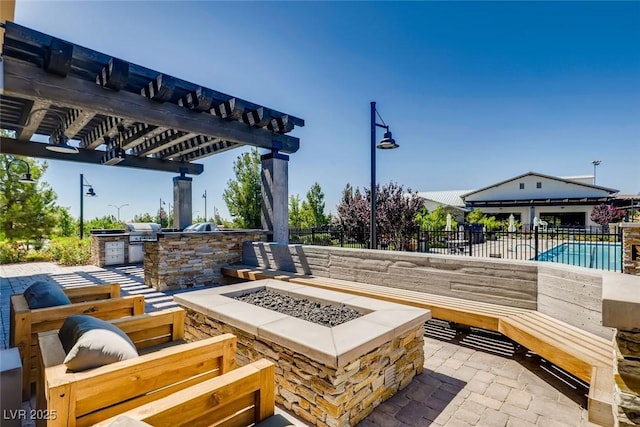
[126,223,161,234]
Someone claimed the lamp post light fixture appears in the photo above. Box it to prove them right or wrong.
[592,160,602,185]
[7,157,37,184]
[12,108,79,154]
[108,203,129,222]
[79,174,97,239]
[370,101,400,250]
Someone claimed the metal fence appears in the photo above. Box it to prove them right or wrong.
[289,226,623,272]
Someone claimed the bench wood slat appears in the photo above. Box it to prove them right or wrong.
[510,312,614,364]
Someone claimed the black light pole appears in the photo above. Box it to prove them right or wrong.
[370,101,399,249]
[79,174,97,239]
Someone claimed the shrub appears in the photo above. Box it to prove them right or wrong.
[45,237,91,266]
[0,240,28,264]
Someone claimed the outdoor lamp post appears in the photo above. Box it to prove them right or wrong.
[370,101,400,250]
[592,160,601,185]
[79,174,97,239]
[7,157,37,184]
[108,203,129,222]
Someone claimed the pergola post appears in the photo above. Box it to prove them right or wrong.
[173,174,192,230]
[261,150,289,243]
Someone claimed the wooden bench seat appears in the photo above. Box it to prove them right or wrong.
[10,283,145,401]
[36,308,237,427]
[223,264,616,426]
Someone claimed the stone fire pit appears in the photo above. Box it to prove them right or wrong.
[175,279,430,427]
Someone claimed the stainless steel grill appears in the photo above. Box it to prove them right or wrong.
[126,223,161,243]
[126,223,161,263]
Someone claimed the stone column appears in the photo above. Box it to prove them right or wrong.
[621,223,640,275]
[173,175,192,230]
[261,150,289,243]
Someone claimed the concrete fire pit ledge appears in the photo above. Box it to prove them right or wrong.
[174,279,431,368]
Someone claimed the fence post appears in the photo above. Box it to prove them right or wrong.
[468,230,472,256]
[534,226,539,261]
[311,227,315,245]
[619,226,623,273]
[340,228,344,247]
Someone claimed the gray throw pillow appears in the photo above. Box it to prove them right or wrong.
[59,315,138,372]
[23,281,72,309]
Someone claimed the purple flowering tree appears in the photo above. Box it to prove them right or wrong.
[334,182,423,250]
[590,204,626,231]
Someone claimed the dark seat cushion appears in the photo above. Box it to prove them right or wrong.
[59,315,138,372]
[23,281,71,309]
[255,414,296,427]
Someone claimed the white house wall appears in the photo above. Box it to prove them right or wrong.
[465,175,611,202]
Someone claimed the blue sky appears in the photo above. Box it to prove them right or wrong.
[12,1,640,223]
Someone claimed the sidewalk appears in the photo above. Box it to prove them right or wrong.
[1,262,598,426]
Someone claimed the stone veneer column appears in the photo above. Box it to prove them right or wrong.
[621,223,640,275]
[261,150,289,243]
[173,174,192,230]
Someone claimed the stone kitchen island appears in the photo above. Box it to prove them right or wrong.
[144,230,267,291]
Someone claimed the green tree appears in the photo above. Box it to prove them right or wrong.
[415,205,457,231]
[223,149,262,228]
[83,215,123,237]
[466,208,501,231]
[289,195,303,228]
[0,154,58,241]
[132,212,155,223]
[300,182,327,228]
[466,209,484,224]
[52,206,75,237]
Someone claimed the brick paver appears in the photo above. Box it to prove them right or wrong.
[1,262,597,426]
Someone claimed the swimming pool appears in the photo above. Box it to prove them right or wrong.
[537,242,621,271]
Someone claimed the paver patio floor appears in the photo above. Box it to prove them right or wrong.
[1,262,598,426]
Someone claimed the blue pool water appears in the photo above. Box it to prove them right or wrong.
[537,242,621,271]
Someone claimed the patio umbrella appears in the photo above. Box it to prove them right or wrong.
[508,214,516,232]
[445,213,453,232]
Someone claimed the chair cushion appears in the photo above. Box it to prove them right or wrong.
[23,281,72,309]
[59,315,138,372]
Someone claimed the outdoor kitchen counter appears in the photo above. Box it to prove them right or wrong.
[143,230,268,291]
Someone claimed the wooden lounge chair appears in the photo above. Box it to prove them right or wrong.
[36,308,238,427]
[10,283,145,401]
[93,359,285,427]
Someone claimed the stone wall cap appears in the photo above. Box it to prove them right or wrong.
[176,279,431,368]
[602,273,640,329]
[620,222,640,228]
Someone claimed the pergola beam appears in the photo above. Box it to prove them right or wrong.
[0,137,204,174]
[16,99,50,141]
[1,57,300,153]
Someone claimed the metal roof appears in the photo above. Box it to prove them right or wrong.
[0,22,304,174]
[416,190,473,208]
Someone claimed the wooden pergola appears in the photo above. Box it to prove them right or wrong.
[0,21,304,175]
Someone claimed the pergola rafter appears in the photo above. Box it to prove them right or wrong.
[0,22,303,174]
